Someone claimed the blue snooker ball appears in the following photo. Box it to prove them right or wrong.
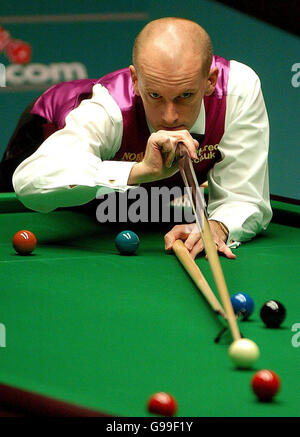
[230,292,255,320]
[115,230,140,255]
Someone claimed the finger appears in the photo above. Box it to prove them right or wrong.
[160,139,176,168]
[205,241,236,260]
[171,131,198,161]
[165,151,177,168]
[193,138,200,148]
[159,131,198,164]
[189,239,205,259]
[192,138,200,153]
[164,225,190,250]
[183,230,201,252]
[185,133,199,160]
[164,232,176,251]
[162,138,182,169]
[217,241,236,259]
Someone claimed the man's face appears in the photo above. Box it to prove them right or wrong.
[130,60,217,132]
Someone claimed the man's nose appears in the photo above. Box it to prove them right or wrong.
[161,102,179,126]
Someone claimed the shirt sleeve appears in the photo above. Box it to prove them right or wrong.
[207,61,273,243]
[12,84,137,213]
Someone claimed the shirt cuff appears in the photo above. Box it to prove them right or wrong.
[208,202,263,244]
[95,160,138,194]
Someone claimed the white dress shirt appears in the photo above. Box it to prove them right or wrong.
[12,60,272,244]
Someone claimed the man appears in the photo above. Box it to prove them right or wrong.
[0,17,272,258]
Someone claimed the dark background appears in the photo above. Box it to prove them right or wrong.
[215,0,300,37]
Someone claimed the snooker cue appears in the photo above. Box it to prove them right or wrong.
[172,239,227,320]
[176,144,241,342]
[201,215,241,341]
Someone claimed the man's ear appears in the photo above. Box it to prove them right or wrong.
[205,67,219,96]
[129,65,140,96]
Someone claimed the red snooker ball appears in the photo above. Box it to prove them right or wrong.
[251,369,280,401]
[13,230,37,255]
[147,392,177,416]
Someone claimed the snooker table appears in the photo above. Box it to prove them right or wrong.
[0,192,299,418]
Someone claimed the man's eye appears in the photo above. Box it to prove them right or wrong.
[180,92,192,99]
[149,92,160,99]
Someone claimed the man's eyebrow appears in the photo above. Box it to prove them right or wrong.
[145,88,198,94]
[180,89,198,93]
[144,87,159,92]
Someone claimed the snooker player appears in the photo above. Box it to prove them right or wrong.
[0,17,272,259]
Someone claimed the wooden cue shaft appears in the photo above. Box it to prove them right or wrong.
[201,216,241,341]
[172,239,227,319]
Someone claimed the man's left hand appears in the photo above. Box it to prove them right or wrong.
[164,221,236,259]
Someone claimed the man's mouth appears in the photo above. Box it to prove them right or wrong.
[159,126,186,131]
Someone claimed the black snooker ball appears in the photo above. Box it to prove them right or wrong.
[260,300,286,328]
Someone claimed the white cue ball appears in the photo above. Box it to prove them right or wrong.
[228,338,260,369]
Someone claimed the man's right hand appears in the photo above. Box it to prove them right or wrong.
[127,130,199,185]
